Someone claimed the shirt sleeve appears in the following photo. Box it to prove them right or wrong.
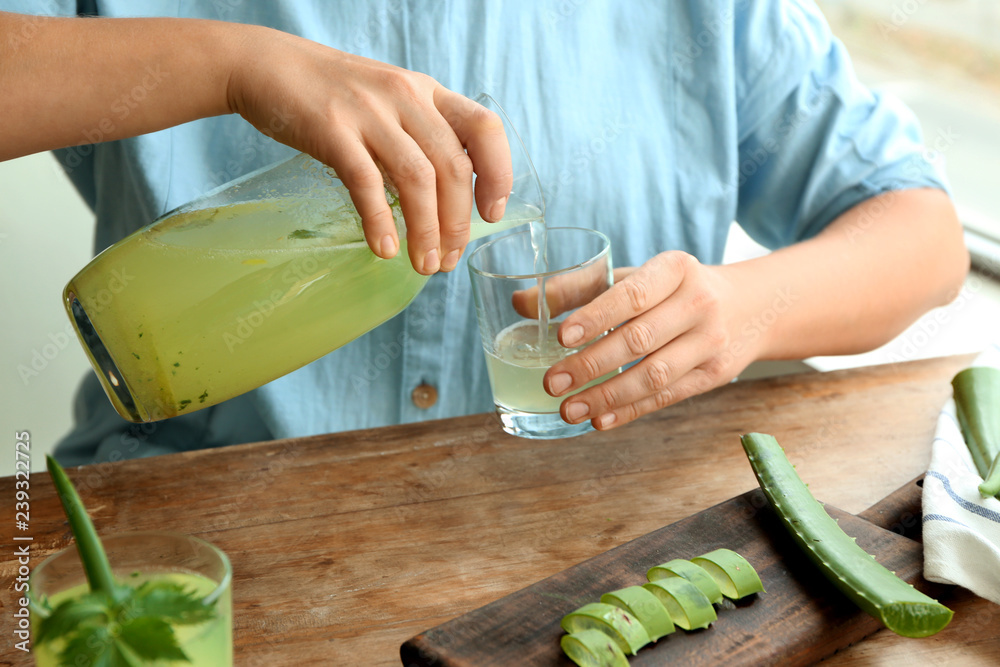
[732,0,949,250]
[0,1,80,16]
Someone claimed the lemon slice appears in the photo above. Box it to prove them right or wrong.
[643,578,717,630]
[560,629,629,667]
[691,548,765,600]
[647,558,723,604]
[600,586,675,642]
[560,602,651,655]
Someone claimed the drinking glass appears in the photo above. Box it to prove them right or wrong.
[29,532,233,666]
[468,227,617,439]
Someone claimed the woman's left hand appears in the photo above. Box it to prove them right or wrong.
[543,251,760,430]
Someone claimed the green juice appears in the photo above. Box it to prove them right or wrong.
[66,184,538,422]
[31,572,232,667]
[485,320,617,414]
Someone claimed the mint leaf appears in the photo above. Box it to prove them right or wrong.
[39,588,206,666]
[119,617,189,662]
[61,625,143,667]
[35,592,110,645]
[132,580,216,625]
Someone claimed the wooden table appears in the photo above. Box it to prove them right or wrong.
[3,355,998,666]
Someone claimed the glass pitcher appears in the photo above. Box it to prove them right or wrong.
[64,95,544,423]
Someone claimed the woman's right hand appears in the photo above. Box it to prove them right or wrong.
[0,12,512,274]
[227,26,514,274]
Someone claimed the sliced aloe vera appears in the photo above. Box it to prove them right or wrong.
[643,578,717,630]
[561,629,629,667]
[600,585,675,641]
[561,602,651,655]
[647,558,723,604]
[952,367,1000,498]
[691,548,765,600]
[741,432,953,638]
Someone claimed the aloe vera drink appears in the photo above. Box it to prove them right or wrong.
[485,320,616,414]
[65,183,540,422]
[31,571,232,667]
[470,227,615,438]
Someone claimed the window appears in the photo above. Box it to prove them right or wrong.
[818,0,1000,265]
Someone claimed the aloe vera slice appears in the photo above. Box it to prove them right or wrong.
[642,578,717,630]
[691,548,765,600]
[561,629,629,667]
[646,558,723,604]
[600,585,675,641]
[952,367,1000,498]
[741,432,953,638]
[561,602,651,655]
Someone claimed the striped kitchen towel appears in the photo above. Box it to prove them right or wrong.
[923,345,1000,605]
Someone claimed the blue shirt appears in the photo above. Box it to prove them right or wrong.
[5,0,948,463]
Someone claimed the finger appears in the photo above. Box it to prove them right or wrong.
[558,252,689,348]
[322,134,399,259]
[613,267,637,283]
[367,122,441,274]
[436,89,512,222]
[542,296,698,396]
[558,330,712,426]
[401,109,473,272]
[592,364,726,430]
[512,265,622,319]
[546,302,695,398]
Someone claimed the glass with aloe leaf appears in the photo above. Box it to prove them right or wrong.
[29,456,233,666]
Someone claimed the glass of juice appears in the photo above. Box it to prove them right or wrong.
[467,227,618,439]
[29,532,232,666]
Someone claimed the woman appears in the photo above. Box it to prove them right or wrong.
[0,1,968,463]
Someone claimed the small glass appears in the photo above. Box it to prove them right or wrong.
[468,226,617,439]
[29,532,233,666]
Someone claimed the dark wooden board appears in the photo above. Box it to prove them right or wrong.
[400,486,946,667]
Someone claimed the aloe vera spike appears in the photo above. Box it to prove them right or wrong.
[740,434,953,638]
[979,450,1000,498]
[46,455,117,595]
[951,367,1000,479]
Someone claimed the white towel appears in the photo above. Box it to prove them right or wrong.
[922,345,1000,605]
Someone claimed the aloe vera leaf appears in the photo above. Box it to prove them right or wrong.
[560,629,629,667]
[647,558,723,604]
[952,368,1000,493]
[980,450,1000,498]
[741,433,953,638]
[691,548,765,599]
[642,578,717,630]
[560,602,651,655]
[600,586,675,641]
[46,455,117,595]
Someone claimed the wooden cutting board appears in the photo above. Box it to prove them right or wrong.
[400,483,947,666]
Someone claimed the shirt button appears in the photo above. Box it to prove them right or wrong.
[411,383,438,409]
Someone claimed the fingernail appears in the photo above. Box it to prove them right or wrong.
[380,234,397,258]
[441,249,462,272]
[562,324,584,347]
[565,402,589,422]
[489,196,508,222]
[597,413,617,429]
[549,372,572,395]
[422,248,440,274]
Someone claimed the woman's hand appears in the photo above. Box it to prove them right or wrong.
[228,27,513,274]
[0,13,512,275]
[542,251,761,430]
[541,189,968,432]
